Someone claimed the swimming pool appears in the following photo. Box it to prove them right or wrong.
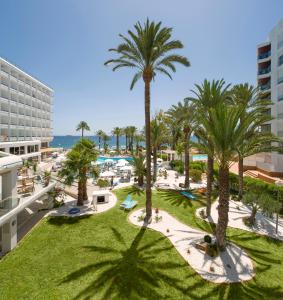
[192,154,208,161]
[97,156,133,163]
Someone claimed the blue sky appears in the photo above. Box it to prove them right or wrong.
[1,0,283,135]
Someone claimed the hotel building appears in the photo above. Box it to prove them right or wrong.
[0,57,53,161]
[245,19,283,176]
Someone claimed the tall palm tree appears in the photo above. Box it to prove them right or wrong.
[134,132,144,155]
[102,133,110,153]
[112,127,122,153]
[124,127,131,153]
[105,19,190,222]
[232,83,276,200]
[167,99,195,188]
[128,126,137,153]
[76,121,90,137]
[200,100,261,250]
[96,130,105,151]
[59,139,99,206]
[189,79,230,216]
[151,112,167,182]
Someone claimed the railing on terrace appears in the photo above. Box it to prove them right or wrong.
[259,82,271,91]
[258,51,271,60]
[258,66,271,75]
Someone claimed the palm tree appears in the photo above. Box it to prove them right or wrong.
[105,19,190,222]
[232,83,277,200]
[151,112,167,182]
[112,127,122,153]
[102,133,110,153]
[200,100,261,250]
[76,121,90,137]
[128,126,137,153]
[59,139,99,206]
[124,127,131,153]
[131,155,146,186]
[96,130,105,151]
[189,79,230,217]
[134,132,144,155]
[167,99,195,188]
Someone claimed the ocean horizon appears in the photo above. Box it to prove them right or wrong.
[50,135,198,149]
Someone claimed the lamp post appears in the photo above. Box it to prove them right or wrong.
[275,180,283,234]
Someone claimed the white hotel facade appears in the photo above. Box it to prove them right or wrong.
[245,19,283,176]
[0,57,53,161]
[0,57,55,255]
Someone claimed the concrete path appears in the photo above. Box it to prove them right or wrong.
[196,200,283,241]
[129,208,255,283]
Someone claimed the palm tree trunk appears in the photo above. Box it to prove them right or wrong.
[238,155,244,200]
[184,132,190,189]
[116,134,119,153]
[216,165,230,250]
[153,146,157,182]
[82,128,84,138]
[206,155,214,217]
[144,75,152,222]
[125,135,128,153]
[77,180,84,206]
[98,137,101,151]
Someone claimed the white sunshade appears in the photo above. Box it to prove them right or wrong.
[116,159,129,167]
[157,158,163,162]
[100,170,116,177]
[55,155,66,163]
[104,159,114,164]
[120,165,133,171]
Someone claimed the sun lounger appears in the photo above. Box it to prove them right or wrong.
[120,195,137,210]
[180,191,196,200]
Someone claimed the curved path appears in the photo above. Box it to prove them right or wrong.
[196,200,283,241]
[46,192,117,217]
[129,208,254,283]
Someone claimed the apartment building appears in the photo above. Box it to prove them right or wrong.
[245,19,283,176]
[0,57,53,161]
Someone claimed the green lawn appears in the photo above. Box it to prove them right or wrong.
[0,187,282,299]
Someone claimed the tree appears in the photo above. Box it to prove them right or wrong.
[131,155,146,186]
[102,133,110,153]
[134,132,144,155]
[232,83,278,200]
[151,112,167,182]
[59,139,99,206]
[76,121,90,137]
[112,127,122,154]
[96,130,105,152]
[189,79,231,217]
[200,99,262,250]
[124,127,131,153]
[105,19,190,222]
[167,99,195,188]
[128,126,137,153]
[243,192,279,226]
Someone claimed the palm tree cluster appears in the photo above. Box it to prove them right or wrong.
[188,79,279,250]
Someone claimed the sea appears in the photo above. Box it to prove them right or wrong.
[50,135,198,150]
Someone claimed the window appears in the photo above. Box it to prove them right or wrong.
[20,146,25,155]
[279,55,283,66]
[260,124,271,133]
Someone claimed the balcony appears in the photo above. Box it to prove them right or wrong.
[258,66,271,75]
[258,50,271,60]
[278,77,283,85]
[278,95,283,102]
[259,82,271,91]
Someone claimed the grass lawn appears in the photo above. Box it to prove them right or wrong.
[0,186,282,299]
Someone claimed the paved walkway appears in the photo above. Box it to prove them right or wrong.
[196,200,283,241]
[129,208,254,283]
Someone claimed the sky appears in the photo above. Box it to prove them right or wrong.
[0,0,283,135]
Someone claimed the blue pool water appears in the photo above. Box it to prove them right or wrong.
[192,154,208,161]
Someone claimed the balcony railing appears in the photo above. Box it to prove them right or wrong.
[279,77,283,85]
[258,51,271,60]
[278,95,283,102]
[258,66,271,75]
[259,82,271,91]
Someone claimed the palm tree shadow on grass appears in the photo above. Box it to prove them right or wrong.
[60,227,188,299]
[156,189,195,208]
[122,185,145,197]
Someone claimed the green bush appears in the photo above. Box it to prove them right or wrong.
[190,161,206,172]
[170,160,184,174]
[97,178,109,188]
[190,169,202,182]
[157,153,168,161]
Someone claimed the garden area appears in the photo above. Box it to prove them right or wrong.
[0,187,282,299]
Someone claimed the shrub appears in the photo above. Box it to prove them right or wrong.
[190,169,202,182]
[190,161,206,172]
[169,160,183,169]
[175,164,184,174]
[204,235,212,244]
[157,153,167,161]
[97,178,109,188]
